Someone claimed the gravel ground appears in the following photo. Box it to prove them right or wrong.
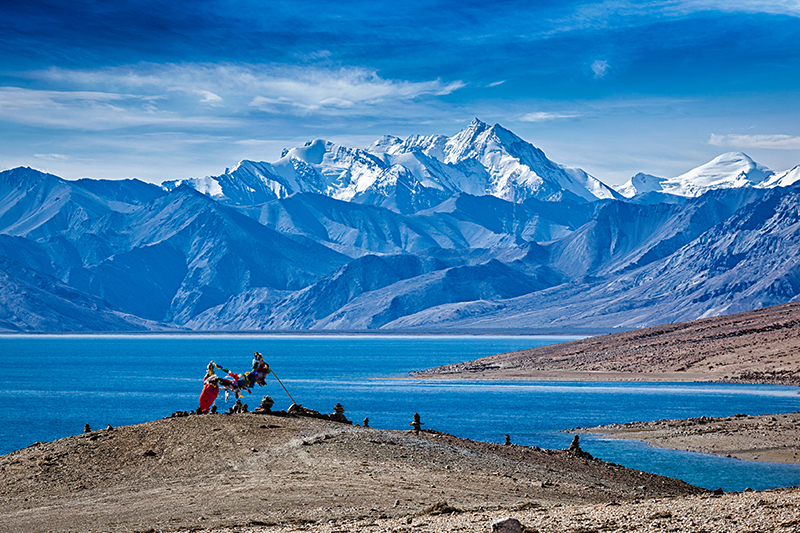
[1,412,704,533]
[198,487,800,533]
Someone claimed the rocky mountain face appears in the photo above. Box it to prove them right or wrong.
[2,119,799,332]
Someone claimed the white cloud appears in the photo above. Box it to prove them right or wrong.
[486,80,505,88]
[591,60,610,78]
[548,1,800,36]
[32,63,464,114]
[34,153,73,161]
[677,0,800,17]
[0,86,233,130]
[0,63,466,132]
[195,90,224,106]
[709,133,800,150]
[520,111,580,122]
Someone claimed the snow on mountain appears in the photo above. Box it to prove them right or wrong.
[615,173,668,198]
[762,165,800,188]
[3,124,800,332]
[170,119,620,211]
[438,119,621,202]
[617,152,776,198]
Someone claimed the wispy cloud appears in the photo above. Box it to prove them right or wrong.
[677,0,800,17]
[0,86,233,131]
[32,63,465,117]
[591,60,610,79]
[520,111,581,122]
[709,133,800,150]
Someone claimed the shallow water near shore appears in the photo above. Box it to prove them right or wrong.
[3,334,800,491]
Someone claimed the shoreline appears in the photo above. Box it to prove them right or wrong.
[398,368,800,387]
[411,301,800,387]
[398,369,732,382]
[577,411,800,465]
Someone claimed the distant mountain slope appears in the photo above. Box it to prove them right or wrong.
[0,255,161,332]
[2,120,800,331]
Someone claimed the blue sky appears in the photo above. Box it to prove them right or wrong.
[1,1,799,186]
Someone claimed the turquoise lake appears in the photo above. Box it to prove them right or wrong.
[2,334,800,491]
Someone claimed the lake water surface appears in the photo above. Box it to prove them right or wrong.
[3,334,800,491]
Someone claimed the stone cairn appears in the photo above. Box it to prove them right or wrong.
[327,403,350,423]
[253,396,275,414]
[410,413,424,434]
[568,434,594,459]
[228,399,248,414]
[504,434,511,446]
[363,417,369,428]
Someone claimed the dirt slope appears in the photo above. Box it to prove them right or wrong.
[414,301,800,384]
[0,412,703,533]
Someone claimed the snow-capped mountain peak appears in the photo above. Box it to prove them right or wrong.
[674,152,772,192]
[165,119,620,208]
[617,152,776,198]
[762,165,800,188]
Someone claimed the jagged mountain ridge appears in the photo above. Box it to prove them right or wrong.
[2,119,800,332]
[165,119,621,212]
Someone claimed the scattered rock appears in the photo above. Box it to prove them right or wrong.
[421,501,462,516]
[253,396,274,413]
[492,517,523,532]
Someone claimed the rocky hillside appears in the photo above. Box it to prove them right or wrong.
[0,411,703,533]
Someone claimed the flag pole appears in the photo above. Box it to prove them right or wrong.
[270,370,297,405]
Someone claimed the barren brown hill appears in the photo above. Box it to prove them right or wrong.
[414,301,800,384]
[0,411,704,533]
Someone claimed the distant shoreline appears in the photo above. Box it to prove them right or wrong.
[0,329,606,336]
[411,302,800,387]
[577,411,800,465]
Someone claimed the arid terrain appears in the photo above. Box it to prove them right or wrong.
[4,410,800,533]
[2,411,704,533]
[577,411,800,465]
[414,301,800,385]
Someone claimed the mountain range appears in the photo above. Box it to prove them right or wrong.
[2,118,799,332]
